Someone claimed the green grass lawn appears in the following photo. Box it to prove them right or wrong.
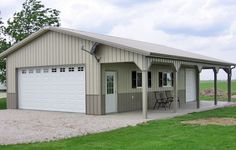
[1,106,236,150]
[0,98,6,109]
[200,80,236,101]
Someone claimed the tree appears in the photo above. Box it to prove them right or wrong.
[0,15,11,84]
[5,0,60,43]
[0,0,61,84]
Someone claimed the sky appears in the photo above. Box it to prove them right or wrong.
[0,0,236,80]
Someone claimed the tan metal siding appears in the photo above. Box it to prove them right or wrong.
[6,31,102,114]
[7,31,100,94]
[178,67,186,90]
[97,45,145,70]
[101,63,177,94]
[7,93,17,109]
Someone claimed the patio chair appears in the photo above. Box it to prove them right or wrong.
[160,91,169,110]
[165,91,180,108]
[165,91,173,108]
[153,91,169,110]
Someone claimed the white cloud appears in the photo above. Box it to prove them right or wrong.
[108,0,236,80]
[1,0,236,80]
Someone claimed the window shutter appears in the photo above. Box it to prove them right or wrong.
[132,71,137,88]
[148,71,151,88]
[159,72,163,87]
[171,72,174,86]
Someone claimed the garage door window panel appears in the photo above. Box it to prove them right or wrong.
[43,69,49,73]
[29,69,34,74]
[69,67,74,72]
[36,69,41,73]
[22,70,27,74]
[52,68,57,72]
[60,68,65,72]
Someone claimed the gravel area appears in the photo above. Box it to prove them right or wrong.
[0,101,234,145]
[0,109,144,145]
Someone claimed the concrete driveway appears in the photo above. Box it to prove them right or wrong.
[0,109,144,145]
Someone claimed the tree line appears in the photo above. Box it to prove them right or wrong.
[0,0,61,84]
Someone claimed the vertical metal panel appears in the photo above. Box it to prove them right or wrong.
[6,31,103,114]
[7,93,17,109]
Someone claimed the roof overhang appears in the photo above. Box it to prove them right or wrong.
[149,52,236,67]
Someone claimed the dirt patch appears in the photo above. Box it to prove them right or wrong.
[182,118,236,126]
[200,89,225,96]
[232,95,236,98]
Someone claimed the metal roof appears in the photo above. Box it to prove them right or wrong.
[0,27,235,66]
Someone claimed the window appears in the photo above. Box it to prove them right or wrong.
[131,71,151,88]
[159,72,173,87]
[36,69,41,73]
[52,68,57,72]
[60,68,65,72]
[137,72,142,87]
[22,70,27,74]
[43,69,49,73]
[78,67,84,71]
[132,71,137,88]
[69,67,74,72]
[106,75,114,94]
[29,69,34,74]
[148,72,151,88]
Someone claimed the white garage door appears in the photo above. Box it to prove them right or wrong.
[18,66,85,113]
[186,68,196,102]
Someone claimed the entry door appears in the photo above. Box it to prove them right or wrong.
[186,68,196,102]
[105,71,117,113]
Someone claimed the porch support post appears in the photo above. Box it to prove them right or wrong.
[213,67,219,106]
[173,70,178,113]
[227,69,232,102]
[173,62,180,113]
[196,66,202,109]
[142,70,148,119]
[141,57,149,119]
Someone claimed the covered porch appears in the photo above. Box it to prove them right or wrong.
[108,101,236,120]
[138,56,234,119]
[101,58,234,118]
